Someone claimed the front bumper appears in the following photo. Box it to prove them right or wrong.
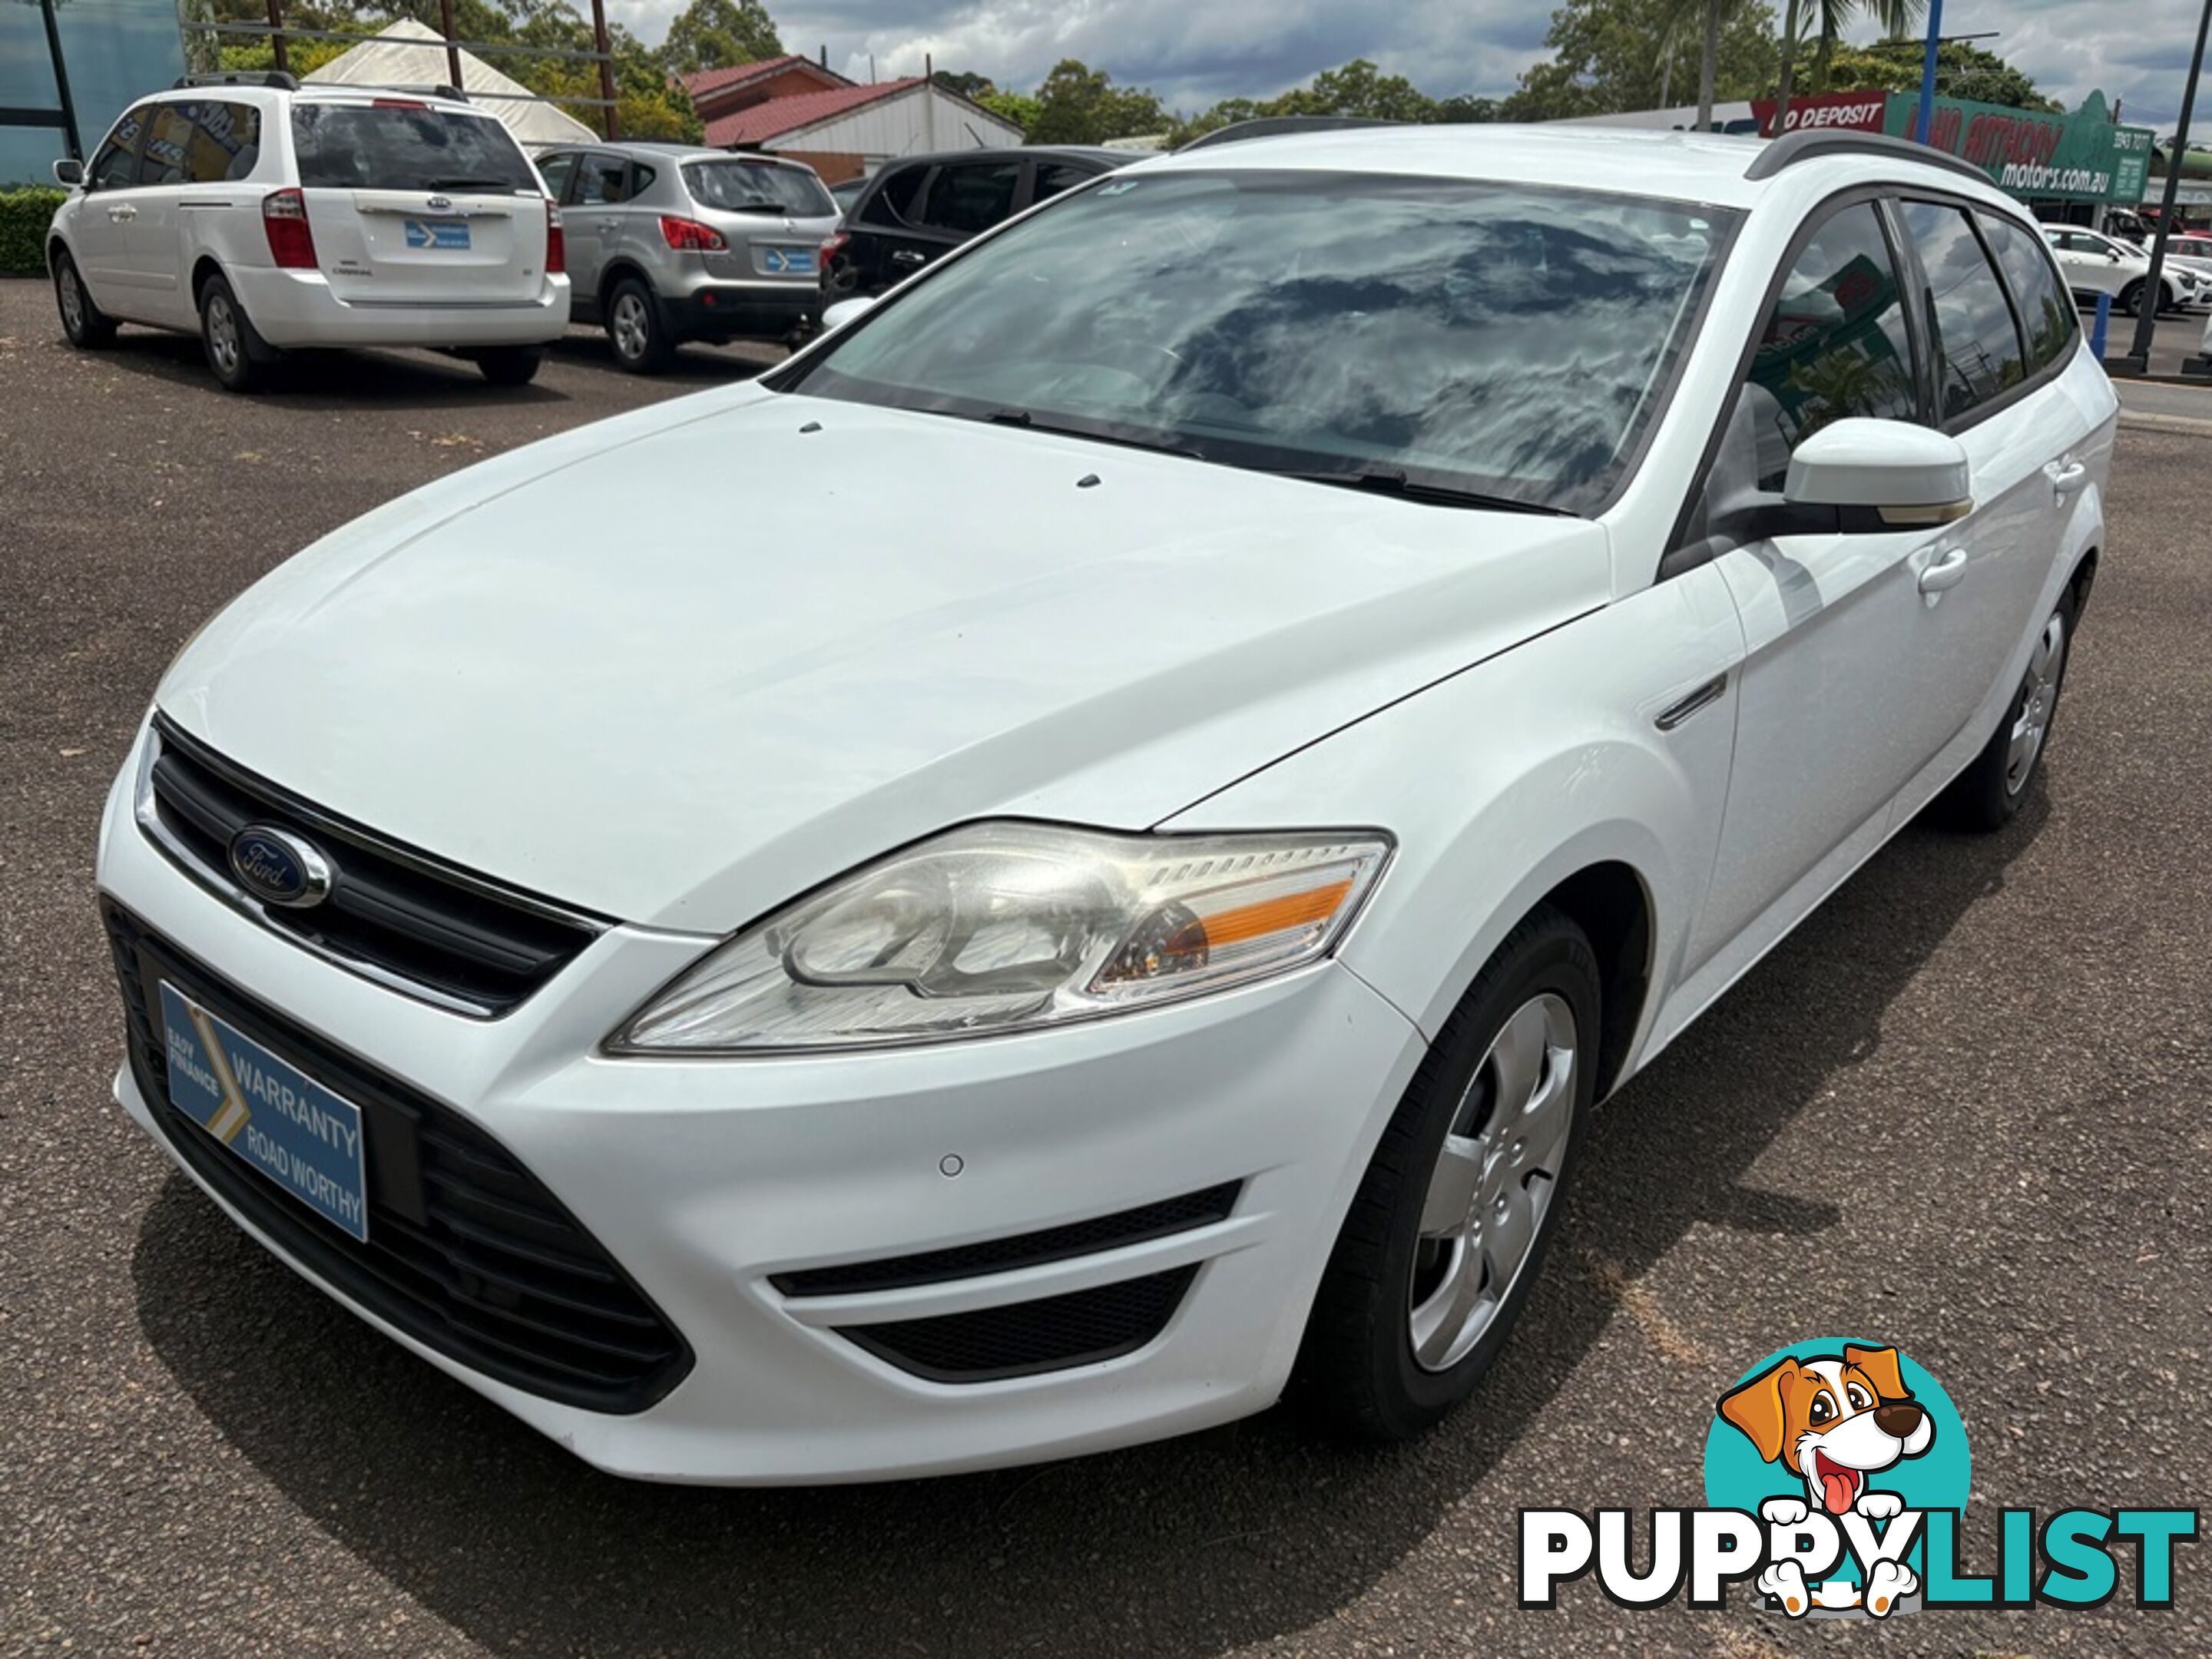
[96,730,1426,1482]
[230,267,571,349]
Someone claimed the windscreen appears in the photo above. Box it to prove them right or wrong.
[290,103,540,194]
[783,170,1736,514]
[684,159,836,217]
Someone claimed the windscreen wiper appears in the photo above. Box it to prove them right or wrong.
[979,409,1207,461]
[1267,465,1575,515]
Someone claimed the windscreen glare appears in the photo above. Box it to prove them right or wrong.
[786,170,1736,513]
[684,159,836,217]
[290,104,540,194]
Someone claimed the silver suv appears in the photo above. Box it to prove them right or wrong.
[533,142,836,372]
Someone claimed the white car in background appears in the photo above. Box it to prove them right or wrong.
[45,73,568,390]
[98,126,2111,1482]
[2041,224,2209,316]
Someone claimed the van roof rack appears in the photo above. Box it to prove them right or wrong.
[174,71,300,91]
[1745,128,1992,188]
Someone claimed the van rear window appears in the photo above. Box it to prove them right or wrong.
[290,104,538,194]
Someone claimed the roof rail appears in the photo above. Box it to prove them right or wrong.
[1746,127,1992,188]
[1177,115,1401,153]
[174,71,300,92]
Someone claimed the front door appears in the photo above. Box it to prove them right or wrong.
[71,104,154,314]
[1684,199,1966,968]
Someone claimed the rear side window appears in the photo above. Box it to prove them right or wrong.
[1900,201,2026,422]
[573,153,630,205]
[89,105,150,190]
[1979,214,2078,374]
[138,101,260,186]
[919,161,1021,235]
[290,104,538,194]
[1738,202,1920,491]
[859,163,925,227]
[1033,161,1098,204]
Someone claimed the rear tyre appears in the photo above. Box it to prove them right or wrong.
[2119,279,2147,318]
[605,278,674,374]
[1291,905,1601,1442]
[475,346,544,387]
[1936,588,2077,833]
[51,248,117,347]
[197,272,275,392]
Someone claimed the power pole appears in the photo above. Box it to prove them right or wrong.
[2115,0,2210,374]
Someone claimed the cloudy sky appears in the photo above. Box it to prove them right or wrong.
[605,0,2207,131]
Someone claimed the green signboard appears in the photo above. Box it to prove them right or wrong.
[1879,90,2154,206]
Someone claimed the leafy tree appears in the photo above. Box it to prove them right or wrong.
[1817,37,2061,112]
[932,69,998,100]
[1505,0,1777,121]
[979,90,1041,136]
[657,0,782,78]
[1029,59,1168,145]
[1770,0,1925,129]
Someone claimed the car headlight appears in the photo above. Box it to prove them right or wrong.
[609,822,1391,1054]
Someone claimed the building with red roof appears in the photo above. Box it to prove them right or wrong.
[678,54,1024,184]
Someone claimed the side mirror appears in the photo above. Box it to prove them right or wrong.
[1785,419,1972,530]
[821,295,876,333]
[53,157,84,187]
[2108,249,2123,263]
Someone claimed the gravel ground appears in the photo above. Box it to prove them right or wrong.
[2,275,2209,1657]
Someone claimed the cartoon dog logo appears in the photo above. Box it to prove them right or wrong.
[1717,1343,1935,1617]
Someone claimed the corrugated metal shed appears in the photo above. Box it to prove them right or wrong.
[760,82,1023,165]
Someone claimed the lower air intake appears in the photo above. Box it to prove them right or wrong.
[838,1266,1199,1383]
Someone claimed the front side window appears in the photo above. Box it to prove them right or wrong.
[918,161,1021,236]
[535,151,578,200]
[1979,213,2078,374]
[1900,200,2026,421]
[290,103,539,194]
[1736,201,1919,491]
[782,171,1737,515]
[684,158,836,217]
[89,104,150,190]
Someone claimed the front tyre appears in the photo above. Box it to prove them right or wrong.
[1293,905,1601,1442]
[197,272,275,392]
[475,346,544,386]
[1937,589,2076,832]
[51,248,118,347]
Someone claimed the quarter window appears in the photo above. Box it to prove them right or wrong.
[918,161,1021,236]
[1900,200,2027,421]
[1979,213,2078,374]
[1737,202,1920,491]
[859,164,924,227]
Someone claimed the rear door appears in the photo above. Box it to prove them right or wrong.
[843,161,939,293]
[290,98,549,306]
[561,151,633,302]
[902,156,1024,276]
[2046,229,2121,303]
[131,98,263,326]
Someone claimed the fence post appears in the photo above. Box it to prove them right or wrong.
[591,0,618,140]
[264,0,289,76]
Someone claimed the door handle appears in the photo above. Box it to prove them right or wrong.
[1918,546,1970,594]
[889,249,927,266]
[2048,459,2089,496]
[108,204,137,221]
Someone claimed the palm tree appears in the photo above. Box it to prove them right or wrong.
[1771,1,1928,134]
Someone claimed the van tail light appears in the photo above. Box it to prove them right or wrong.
[660,215,727,253]
[545,201,565,275]
[262,187,317,270]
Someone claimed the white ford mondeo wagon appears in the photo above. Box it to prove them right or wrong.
[97,125,2113,1483]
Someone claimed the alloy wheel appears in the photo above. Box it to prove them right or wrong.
[205,291,240,377]
[58,263,84,335]
[2005,611,2066,795]
[1408,992,1578,1373]
[611,292,650,362]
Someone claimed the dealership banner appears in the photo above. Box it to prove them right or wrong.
[1754,89,2153,206]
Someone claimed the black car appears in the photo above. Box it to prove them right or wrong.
[820,147,1137,298]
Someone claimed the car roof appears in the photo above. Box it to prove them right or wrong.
[1134,124,2012,212]
[574,141,817,169]
[876,146,1132,171]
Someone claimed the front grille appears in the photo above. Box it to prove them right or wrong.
[143,717,604,1015]
[773,1183,1240,1297]
[105,903,692,1415]
[840,1267,1199,1383]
